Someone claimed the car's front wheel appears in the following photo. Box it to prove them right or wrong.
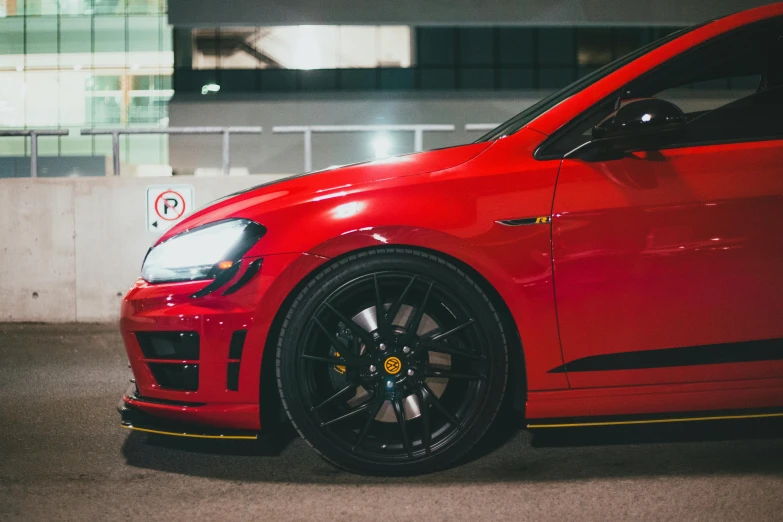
[276,248,508,475]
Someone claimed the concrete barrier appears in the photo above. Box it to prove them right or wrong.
[0,175,291,322]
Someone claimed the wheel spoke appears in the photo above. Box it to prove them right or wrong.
[321,400,373,427]
[425,366,486,381]
[424,319,476,343]
[312,316,349,352]
[422,383,463,432]
[373,274,392,339]
[323,302,376,347]
[301,353,361,366]
[415,388,432,454]
[385,275,417,326]
[420,341,486,361]
[352,392,386,451]
[402,281,434,341]
[310,384,356,412]
[392,396,413,457]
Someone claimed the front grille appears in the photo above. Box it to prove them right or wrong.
[148,363,199,391]
[227,330,247,391]
[137,332,199,360]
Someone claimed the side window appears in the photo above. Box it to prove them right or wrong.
[537,16,783,158]
[632,18,783,146]
[654,76,761,115]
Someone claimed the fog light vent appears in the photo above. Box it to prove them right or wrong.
[137,332,199,360]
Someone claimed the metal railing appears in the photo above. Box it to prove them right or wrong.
[2,123,504,178]
[272,124,456,172]
[0,129,71,178]
[79,127,263,176]
[465,124,500,132]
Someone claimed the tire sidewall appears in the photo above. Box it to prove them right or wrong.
[276,248,508,475]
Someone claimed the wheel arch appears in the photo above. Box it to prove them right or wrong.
[259,243,527,431]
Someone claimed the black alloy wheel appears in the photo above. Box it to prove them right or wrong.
[276,249,508,475]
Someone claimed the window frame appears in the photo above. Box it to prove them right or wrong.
[534,15,783,160]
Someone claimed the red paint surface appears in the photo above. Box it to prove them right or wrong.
[121,3,783,428]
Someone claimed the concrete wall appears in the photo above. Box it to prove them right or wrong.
[0,175,289,322]
[170,0,770,26]
[169,91,543,174]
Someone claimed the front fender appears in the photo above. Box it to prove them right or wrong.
[306,224,567,391]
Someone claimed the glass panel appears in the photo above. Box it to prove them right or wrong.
[577,28,612,66]
[59,70,88,126]
[127,0,162,15]
[24,0,60,16]
[218,28,262,69]
[127,133,166,164]
[0,18,25,58]
[417,28,455,66]
[0,71,26,127]
[25,70,60,126]
[60,17,92,54]
[92,75,121,91]
[0,136,26,156]
[59,0,91,16]
[128,94,168,124]
[498,28,534,66]
[88,0,126,15]
[89,95,122,124]
[0,1,23,16]
[37,134,59,155]
[377,26,411,68]
[538,28,575,66]
[192,29,218,69]
[339,26,376,69]
[173,27,192,67]
[94,16,127,53]
[191,26,413,70]
[60,134,94,156]
[26,16,58,54]
[128,15,160,52]
[459,28,494,67]
[613,27,649,60]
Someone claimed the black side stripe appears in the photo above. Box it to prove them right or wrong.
[527,406,783,428]
[549,338,783,373]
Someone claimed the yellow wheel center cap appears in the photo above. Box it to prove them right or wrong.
[384,356,402,375]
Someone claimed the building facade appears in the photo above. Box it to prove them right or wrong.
[0,0,770,176]
[0,0,171,174]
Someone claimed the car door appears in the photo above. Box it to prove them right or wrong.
[546,16,783,388]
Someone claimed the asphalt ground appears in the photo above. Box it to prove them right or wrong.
[1,323,782,521]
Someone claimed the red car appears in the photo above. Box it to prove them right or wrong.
[119,3,783,475]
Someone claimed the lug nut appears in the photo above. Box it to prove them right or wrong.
[407,369,414,377]
[379,343,387,351]
[403,346,411,354]
[369,365,377,373]
[386,381,394,388]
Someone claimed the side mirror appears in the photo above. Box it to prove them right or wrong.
[569,98,686,161]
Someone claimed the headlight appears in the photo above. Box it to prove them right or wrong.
[141,219,265,283]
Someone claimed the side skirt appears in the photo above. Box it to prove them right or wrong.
[526,377,783,426]
[528,407,783,429]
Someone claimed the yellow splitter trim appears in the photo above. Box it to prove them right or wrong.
[121,423,258,440]
[528,411,783,429]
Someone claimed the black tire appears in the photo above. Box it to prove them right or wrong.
[276,248,508,475]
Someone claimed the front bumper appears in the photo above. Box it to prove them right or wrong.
[118,252,328,433]
[119,385,258,439]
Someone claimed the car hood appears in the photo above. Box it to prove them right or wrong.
[159,141,493,242]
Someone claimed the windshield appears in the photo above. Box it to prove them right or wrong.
[476,24,707,142]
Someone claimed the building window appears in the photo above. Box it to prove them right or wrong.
[0,0,172,169]
[191,25,413,70]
